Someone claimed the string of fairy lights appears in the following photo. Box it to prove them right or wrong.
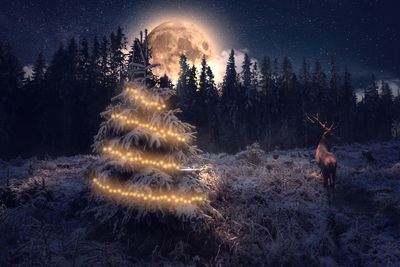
[125,88,166,110]
[92,178,203,204]
[102,146,180,170]
[110,113,186,142]
[92,86,205,206]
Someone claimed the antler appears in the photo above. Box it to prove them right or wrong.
[328,121,340,131]
[306,113,337,132]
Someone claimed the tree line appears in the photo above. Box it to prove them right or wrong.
[0,28,399,158]
[176,51,400,153]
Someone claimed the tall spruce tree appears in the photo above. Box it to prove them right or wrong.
[176,54,190,111]
[237,53,252,146]
[261,56,271,91]
[241,53,252,90]
[205,66,219,146]
[18,52,46,155]
[312,61,326,116]
[197,55,209,129]
[100,36,111,86]
[176,56,198,125]
[259,57,272,145]
[280,56,296,147]
[89,32,208,226]
[219,49,240,152]
[247,60,259,141]
[89,36,102,84]
[327,58,340,122]
[80,38,90,81]
[31,52,46,84]
[379,81,394,139]
[360,74,380,140]
[0,43,22,157]
[298,58,311,144]
[110,26,128,85]
[338,69,356,140]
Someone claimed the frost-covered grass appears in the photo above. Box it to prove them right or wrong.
[1,141,400,266]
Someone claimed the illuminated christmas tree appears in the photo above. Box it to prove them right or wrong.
[89,30,207,220]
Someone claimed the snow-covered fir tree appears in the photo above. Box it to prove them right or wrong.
[88,30,208,222]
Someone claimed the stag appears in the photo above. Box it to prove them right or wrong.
[307,113,339,192]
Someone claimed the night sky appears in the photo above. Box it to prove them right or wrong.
[1,0,399,90]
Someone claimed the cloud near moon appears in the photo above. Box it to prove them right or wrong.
[148,20,215,82]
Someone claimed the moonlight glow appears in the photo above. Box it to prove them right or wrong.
[148,20,218,82]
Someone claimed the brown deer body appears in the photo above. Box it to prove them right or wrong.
[307,114,339,192]
[315,132,337,190]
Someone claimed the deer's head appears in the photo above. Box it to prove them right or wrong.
[307,113,340,150]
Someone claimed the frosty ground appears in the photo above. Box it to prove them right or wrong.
[1,141,400,266]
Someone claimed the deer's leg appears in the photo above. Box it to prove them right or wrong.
[332,169,336,192]
[328,174,333,192]
[322,170,328,188]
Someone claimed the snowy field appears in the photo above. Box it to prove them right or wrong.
[1,140,400,266]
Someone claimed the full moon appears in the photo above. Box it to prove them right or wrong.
[148,20,215,82]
